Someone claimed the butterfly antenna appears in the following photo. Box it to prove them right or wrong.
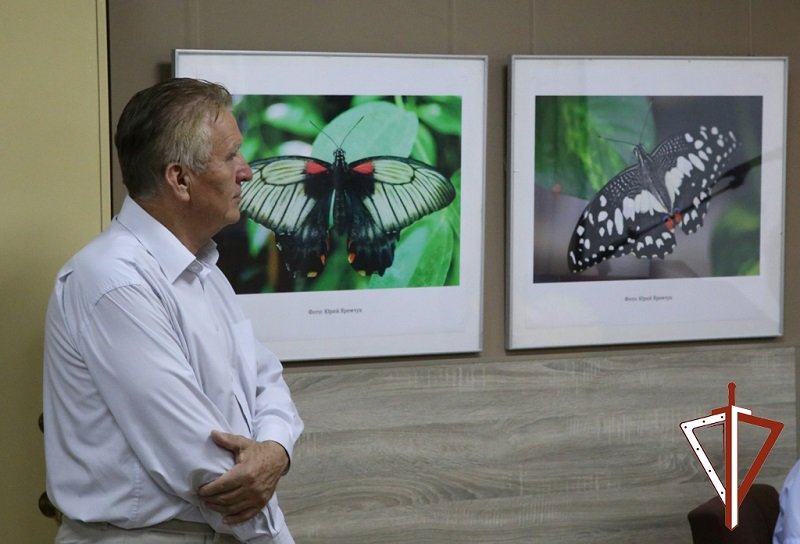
[591,98,655,156]
[591,129,636,156]
[341,116,365,146]
[637,98,655,144]
[600,134,636,147]
[310,116,365,148]
[309,120,340,149]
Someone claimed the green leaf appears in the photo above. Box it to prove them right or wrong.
[710,205,761,276]
[442,170,461,286]
[444,236,460,286]
[312,101,418,161]
[246,220,270,257]
[262,97,325,137]
[416,99,462,135]
[535,96,655,200]
[351,95,385,107]
[240,138,261,164]
[410,122,437,165]
[444,169,461,236]
[368,212,454,288]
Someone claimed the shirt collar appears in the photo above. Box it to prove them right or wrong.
[116,196,219,283]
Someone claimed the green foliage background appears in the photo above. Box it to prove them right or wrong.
[224,95,462,293]
[535,96,656,200]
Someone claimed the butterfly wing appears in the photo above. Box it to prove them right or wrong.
[240,157,334,277]
[340,156,456,276]
[651,126,738,235]
[567,164,676,273]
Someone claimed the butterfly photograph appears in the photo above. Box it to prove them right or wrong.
[531,94,763,283]
[214,94,463,294]
[507,56,785,350]
[174,50,485,360]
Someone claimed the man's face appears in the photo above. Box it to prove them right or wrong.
[188,110,253,234]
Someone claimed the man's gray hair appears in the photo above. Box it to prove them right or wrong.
[114,78,233,199]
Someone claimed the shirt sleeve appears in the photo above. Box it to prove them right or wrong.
[251,338,304,461]
[775,460,800,544]
[76,283,290,542]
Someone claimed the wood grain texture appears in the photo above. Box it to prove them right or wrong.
[278,345,796,543]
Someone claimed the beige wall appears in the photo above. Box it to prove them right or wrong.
[0,0,109,540]
[107,0,800,363]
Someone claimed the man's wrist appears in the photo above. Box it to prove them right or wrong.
[262,440,291,475]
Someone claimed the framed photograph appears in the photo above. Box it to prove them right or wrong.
[174,50,486,360]
[508,56,786,349]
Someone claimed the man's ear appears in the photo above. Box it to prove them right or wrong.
[164,163,191,202]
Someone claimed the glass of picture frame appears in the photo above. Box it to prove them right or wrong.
[174,49,487,361]
[507,56,787,349]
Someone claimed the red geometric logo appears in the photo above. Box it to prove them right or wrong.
[680,382,783,530]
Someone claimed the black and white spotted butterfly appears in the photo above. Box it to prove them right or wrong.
[567,125,738,273]
[240,145,455,278]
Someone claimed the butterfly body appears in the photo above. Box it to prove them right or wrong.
[567,125,738,273]
[241,146,454,277]
[632,144,672,213]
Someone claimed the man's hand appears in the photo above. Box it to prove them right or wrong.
[198,430,289,524]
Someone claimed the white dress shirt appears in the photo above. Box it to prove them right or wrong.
[43,197,303,543]
[775,460,800,543]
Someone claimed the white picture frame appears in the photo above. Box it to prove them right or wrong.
[174,49,486,361]
[507,56,786,349]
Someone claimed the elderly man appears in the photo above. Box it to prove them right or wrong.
[43,78,303,543]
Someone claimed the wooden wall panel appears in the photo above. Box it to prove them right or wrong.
[279,346,796,543]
